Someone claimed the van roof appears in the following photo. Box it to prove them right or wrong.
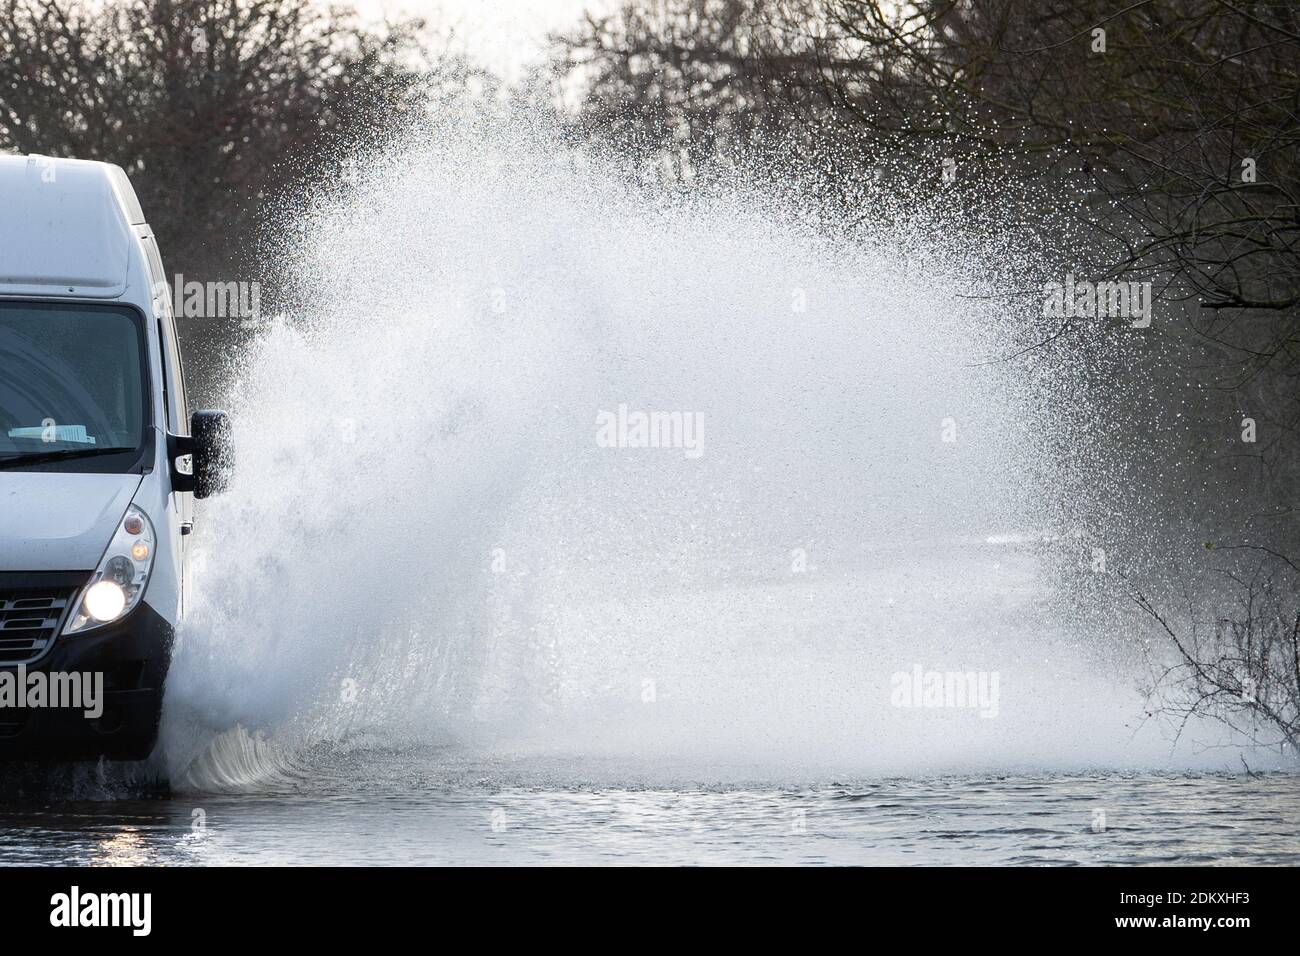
[0,154,146,299]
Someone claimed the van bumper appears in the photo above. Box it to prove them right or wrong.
[0,602,173,761]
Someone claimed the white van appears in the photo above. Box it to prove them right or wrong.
[0,155,229,760]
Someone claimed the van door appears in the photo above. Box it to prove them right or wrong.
[139,230,193,608]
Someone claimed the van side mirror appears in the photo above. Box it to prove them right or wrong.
[168,410,232,499]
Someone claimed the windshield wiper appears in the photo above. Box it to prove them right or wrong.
[0,447,136,468]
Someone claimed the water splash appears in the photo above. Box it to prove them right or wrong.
[158,112,1242,790]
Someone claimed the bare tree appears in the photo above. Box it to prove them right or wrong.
[1136,548,1299,754]
[552,0,845,178]
[820,2,1299,473]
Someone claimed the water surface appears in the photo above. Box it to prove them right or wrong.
[2,750,1295,865]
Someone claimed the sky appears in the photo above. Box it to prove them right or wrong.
[355,0,609,79]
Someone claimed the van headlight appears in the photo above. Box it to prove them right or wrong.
[65,505,156,634]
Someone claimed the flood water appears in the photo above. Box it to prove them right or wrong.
[2,750,1297,866]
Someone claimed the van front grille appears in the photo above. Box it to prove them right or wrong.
[0,576,85,665]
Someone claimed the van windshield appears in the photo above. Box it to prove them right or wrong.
[0,302,149,473]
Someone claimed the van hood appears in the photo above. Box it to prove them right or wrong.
[0,472,142,571]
